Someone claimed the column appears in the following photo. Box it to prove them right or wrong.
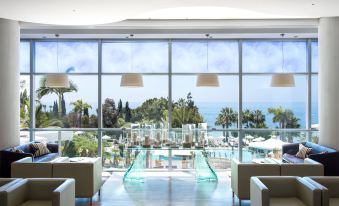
[318,17,339,149]
[0,18,20,149]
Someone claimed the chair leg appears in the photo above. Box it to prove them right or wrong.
[239,199,242,206]
[232,191,234,198]
[98,189,101,197]
[89,197,92,205]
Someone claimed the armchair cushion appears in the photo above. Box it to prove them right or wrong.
[34,153,59,163]
[270,198,306,206]
[19,200,52,206]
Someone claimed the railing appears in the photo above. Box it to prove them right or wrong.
[19,128,319,171]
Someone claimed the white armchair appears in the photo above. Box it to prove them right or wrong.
[250,176,322,206]
[52,157,103,204]
[0,178,22,190]
[231,158,280,205]
[304,176,339,206]
[0,178,75,206]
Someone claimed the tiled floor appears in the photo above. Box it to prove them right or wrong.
[76,171,250,206]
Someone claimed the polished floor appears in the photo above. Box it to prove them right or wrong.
[76,171,250,206]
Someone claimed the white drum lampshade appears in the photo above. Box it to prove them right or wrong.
[196,74,220,87]
[270,73,295,87]
[45,74,70,88]
[120,73,144,87]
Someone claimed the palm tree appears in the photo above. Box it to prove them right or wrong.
[250,110,266,128]
[268,107,300,129]
[241,109,252,128]
[215,107,238,140]
[71,99,92,127]
[36,75,78,117]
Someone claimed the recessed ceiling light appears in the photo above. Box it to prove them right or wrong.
[312,3,315,5]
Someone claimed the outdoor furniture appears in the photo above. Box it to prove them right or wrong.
[250,176,322,206]
[231,158,281,205]
[0,142,59,177]
[0,178,75,206]
[282,142,339,176]
[304,176,339,206]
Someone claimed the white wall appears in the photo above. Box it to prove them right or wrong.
[319,17,339,150]
[0,18,20,149]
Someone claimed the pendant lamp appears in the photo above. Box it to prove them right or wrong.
[196,40,219,87]
[270,34,295,87]
[120,41,144,87]
[45,34,70,88]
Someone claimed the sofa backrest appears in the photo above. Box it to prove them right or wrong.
[304,142,336,154]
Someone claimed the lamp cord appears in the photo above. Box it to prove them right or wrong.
[281,33,285,73]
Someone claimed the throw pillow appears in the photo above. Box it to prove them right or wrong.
[30,142,50,157]
[296,144,312,159]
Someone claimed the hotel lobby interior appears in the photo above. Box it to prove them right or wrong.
[1,1,339,205]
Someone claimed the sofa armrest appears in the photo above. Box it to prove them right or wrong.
[0,179,28,206]
[297,177,322,206]
[303,177,329,206]
[0,151,33,177]
[53,179,75,206]
[250,177,269,206]
[282,142,301,155]
[309,152,339,176]
[47,143,59,153]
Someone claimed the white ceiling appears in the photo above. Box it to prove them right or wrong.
[0,0,337,25]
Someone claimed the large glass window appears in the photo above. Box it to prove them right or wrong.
[35,41,98,73]
[102,42,168,73]
[20,42,30,73]
[102,75,168,128]
[20,39,318,169]
[172,41,239,73]
[35,75,98,128]
[243,40,307,73]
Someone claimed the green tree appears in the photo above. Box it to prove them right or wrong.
[125,101,132,122]
[118,99,123,117]
[215,107,238,139]
[172,93,204,128]
[242,109,252,128]
[71,99,92,128]
[130,97,168,124]
[102,98,119,128]
[268,107,300,129]
[36,75,78,117]
[250,109,267,128]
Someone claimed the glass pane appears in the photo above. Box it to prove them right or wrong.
[312,75,318,128]
[102,42,168,73]
[172,75,239,129]
[35,131,98,157]
[20,131,30,145]
[20,75,30,128]
[102,75,168,128]
[243,75,307,128]
[20,42,30,73]
[242,130,308,163]
[172,41,239,73]
[243,41,307,73]
[35,75,98,128]
[35,41,98,73]
[312,41,319,72]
